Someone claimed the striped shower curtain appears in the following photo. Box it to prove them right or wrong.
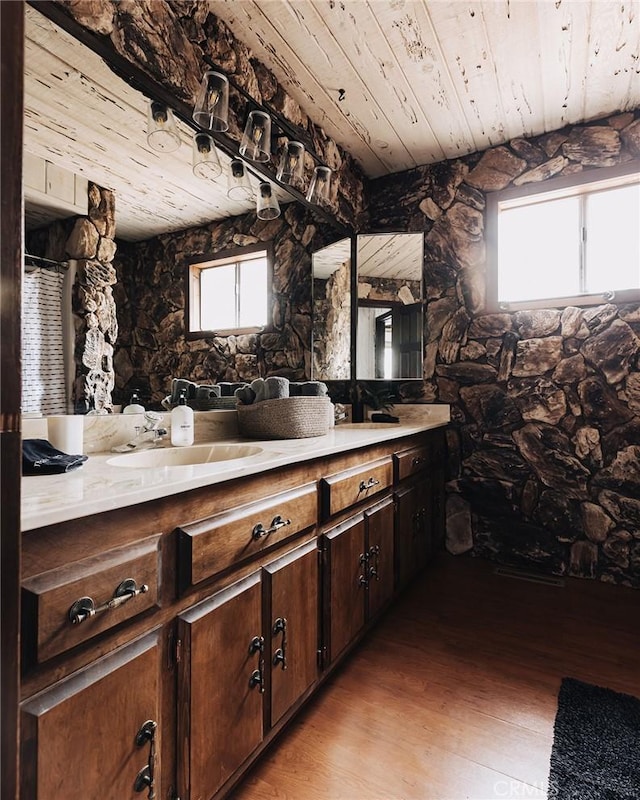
[21,267,67,415]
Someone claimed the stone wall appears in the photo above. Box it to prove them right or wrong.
[313,257,351,380]
[367,112,640,587]
[113,203,336,406]
[26,183,117,413]
[358,276,422,304]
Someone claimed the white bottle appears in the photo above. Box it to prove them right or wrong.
[171,391,194,446]
[123,391,145,414]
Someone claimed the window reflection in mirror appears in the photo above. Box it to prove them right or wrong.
[187,244,272,336]
[312,238,352,380]
[356,233,423,380]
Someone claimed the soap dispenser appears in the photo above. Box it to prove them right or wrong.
[123,390,145,414]
[171,391,194,446]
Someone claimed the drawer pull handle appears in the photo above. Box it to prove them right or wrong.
[252,514,291,540]
[249,634,265,693]
[68,578,149,625]
[358,477,380,493]
[368,544,381,581]
[134,719,157,799]
[412,456,427,467]
[272,616,287,670]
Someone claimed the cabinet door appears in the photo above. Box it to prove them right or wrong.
[322,515,366,664]
[21,631,161,800]
[178,573,263,800]
[365,497,395,619]
[395,479,432,590]
[263,540,319,728]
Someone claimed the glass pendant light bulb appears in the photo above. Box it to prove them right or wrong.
[256,181,281,220]
[306,165,332,204]
[192,70,229,132]
[276,140,305,184]
[240,110,271,163]
[192,133,222,180]
[146,100,181,153]
[227,159,253,201]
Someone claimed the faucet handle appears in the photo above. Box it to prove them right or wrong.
[143,411,164,431]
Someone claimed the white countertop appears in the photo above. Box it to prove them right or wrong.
[21,408,449,531]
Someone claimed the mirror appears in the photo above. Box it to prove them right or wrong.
[356,233,424,380]
[311,238,352,380]
[23,6,344,414]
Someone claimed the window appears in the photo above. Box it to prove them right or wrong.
[187,245,271,335]
[486,162,640,310]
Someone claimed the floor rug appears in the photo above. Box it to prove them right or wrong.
[547,677,640,799]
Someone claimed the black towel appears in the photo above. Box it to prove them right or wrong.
[22,439,88,475]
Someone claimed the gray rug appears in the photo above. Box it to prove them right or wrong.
[547,678,640,799]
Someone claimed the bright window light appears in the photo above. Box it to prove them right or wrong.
[488,164,640,310]
[188,248,270,334]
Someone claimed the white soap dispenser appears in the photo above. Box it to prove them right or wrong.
[123,390,145,414]
[171,391,194,446]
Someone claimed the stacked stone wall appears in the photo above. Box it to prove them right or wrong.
[113,203,336,406]
[367,112,640,587]
[313,257,351,380]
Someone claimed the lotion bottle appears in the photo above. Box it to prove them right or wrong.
[123,390,145,414]
[171,391,194,446]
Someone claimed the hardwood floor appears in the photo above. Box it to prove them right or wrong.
[233,554,640,800]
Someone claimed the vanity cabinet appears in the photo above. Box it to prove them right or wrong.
[20,630,162,800]
[321,495,395,665]
[177,539,319,799]
[20,427,446,800]
[394,429,447,590]
[395,478,432,590]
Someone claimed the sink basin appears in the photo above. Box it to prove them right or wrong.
[107,443,264,469]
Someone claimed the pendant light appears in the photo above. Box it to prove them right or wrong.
[306,165,332,204]
[276,140,305,184]
[192,70,229,132]
[227,159,253,201]
[192,133,222,180]
[240,110,271,163]
[146,101,181,152]
[256,182,280,220]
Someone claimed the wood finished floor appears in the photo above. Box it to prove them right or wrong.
[232,554,640,800]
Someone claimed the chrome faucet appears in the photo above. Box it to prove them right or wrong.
[111,412,168,452]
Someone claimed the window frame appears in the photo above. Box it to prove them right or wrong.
[486,159,640,312]
[185,242,274,338]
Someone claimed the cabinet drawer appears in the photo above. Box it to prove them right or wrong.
[394,444,432,482]
[22,536,160,665]
[320,457,393,520]
[178,483,317,589]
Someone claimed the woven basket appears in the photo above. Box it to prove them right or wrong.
[236,397,333,439]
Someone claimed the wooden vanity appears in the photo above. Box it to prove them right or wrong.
[20,423,446,800]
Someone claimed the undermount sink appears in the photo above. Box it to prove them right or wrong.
[107,443,264,469]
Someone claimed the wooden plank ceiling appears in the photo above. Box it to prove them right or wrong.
[210,0,640,178]
[23,2,640,241]
[23,6,286,241]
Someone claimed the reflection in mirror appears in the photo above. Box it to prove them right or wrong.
[311,238,352,380]
[356,233,423,380]
[22,5,297,414]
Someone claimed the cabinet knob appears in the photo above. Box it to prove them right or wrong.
[249,668,264,692]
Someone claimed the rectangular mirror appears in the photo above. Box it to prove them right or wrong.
[312,237,352,380]
[356,233,423,380]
